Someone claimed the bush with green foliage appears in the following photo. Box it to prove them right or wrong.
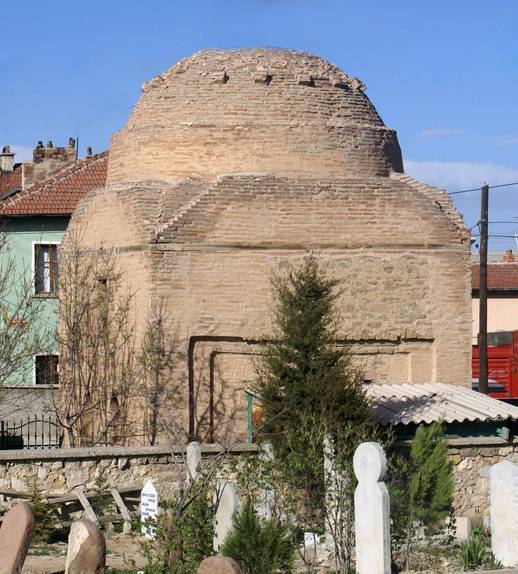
[221,499,295,574]
[389,422,454,570]
[141,485,214,574]
[254,256,376,503]
[408,422,454,531]
[459,524,502,571]
[459,530,485,570]
[90,468,115,525]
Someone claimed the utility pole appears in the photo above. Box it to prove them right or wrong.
[478,183,489,394]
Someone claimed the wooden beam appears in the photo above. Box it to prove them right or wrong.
[110,488,132,534]
[76,488,100,527]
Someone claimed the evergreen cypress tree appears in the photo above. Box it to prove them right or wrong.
[256,255,372,447]
[221,499,295,574]
[409,422,453,530]
[29,479,59,544]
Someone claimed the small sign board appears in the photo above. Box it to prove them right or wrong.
[141,479,158,539]
[304,531,317,550]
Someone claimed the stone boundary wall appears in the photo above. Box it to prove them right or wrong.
[449,437,518,519]
[0,438,514,519]
[396,436,518,520]
[0,444,258,499]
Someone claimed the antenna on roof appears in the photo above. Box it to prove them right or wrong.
[75,137,79,161]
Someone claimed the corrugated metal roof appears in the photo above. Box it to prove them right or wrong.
[366,383,518,426]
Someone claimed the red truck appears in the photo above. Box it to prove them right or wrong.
[472,331,518,400]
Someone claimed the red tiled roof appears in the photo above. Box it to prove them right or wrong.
[472,263,518,290]
[1,152,108,216]
[0,164,22,195]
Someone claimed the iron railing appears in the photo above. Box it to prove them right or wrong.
[0,416,61,449]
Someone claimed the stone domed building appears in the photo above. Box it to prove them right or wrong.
[64,49,471,444]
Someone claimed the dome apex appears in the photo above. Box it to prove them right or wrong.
[141,48,366,94]
[107,48,403,186]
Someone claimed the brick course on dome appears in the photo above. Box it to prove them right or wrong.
[64,48,472,445]
[107,49,403,186]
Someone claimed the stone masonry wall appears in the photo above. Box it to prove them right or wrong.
[0,439,513,521]
[449,437,518,520]
[0,445,256,500]
[396,436,518,521]
[69,173,472,442]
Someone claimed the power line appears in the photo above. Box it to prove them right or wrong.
[472,234,518,238]
[450,181,518,195]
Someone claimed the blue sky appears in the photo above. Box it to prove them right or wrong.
[1,1,517,250]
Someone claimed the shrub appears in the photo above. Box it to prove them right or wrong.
[408,422,454,532]
[221,499,295,574]
[390,422,454,571]
[141,487,214,574]
[90,468,115,525]
[254,256,384,573]
[28,480,60,544]
[459,532,485,570]
[459,524,502,571]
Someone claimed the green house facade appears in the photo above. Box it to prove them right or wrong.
[0,143,107,420]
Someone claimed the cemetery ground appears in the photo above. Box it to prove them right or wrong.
[8,454,516,574]
[23,531,144,573]
[16,528,515,574]
[5,436,513,574]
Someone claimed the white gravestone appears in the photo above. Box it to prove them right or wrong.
[185,441,201,483]
[353,442,391,574]
[455,516,471,542]
[141,479,159,539]
[490,460,518,566]
[186,441,202,483]
[303,531,318,564]
[213,481,239,552]
[257,442,274,519]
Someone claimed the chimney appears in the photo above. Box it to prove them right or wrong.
[503,249,515,262]
[23,138,77,188]
[0,145,15,172]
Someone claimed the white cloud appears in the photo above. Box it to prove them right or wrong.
[418,128,465,139]
[404,160,518,192]
[10,145,32,162]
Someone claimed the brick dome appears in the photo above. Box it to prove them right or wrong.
[107,49,404,186]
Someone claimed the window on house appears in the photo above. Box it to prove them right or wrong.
[35,355,59,386]
[34,244,58,295]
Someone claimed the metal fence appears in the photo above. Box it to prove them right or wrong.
[0,416,61,449]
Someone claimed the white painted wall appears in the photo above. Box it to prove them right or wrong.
[472,297,518,343]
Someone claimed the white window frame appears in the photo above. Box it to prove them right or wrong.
[33,353,60,387]
[32,240,60,296]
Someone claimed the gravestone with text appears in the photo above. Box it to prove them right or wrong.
[490,460,518,566]
[141,479,159,539]
[353,442,391,574]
